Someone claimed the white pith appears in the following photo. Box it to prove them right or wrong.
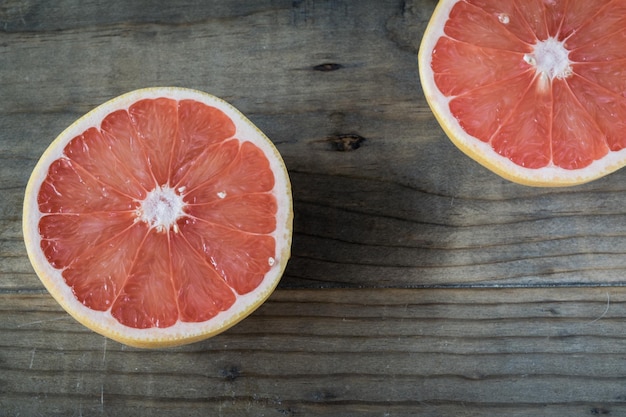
[137,185,186,233]
[23,87,293,347]
[526,37,572,81]
[417,0,626,186]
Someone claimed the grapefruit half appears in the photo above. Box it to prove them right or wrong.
[23,87,293,348]
[419,0,626,186]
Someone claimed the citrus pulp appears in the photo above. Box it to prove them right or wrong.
[419,0,626,186]
[23,87,293,348]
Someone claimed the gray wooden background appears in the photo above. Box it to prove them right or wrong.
[2,1,626,416]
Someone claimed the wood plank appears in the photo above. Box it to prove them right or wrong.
[4,1,626,416]
[4,0,626,292]
[2,287,626,416]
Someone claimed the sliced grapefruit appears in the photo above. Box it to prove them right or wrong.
[23,87,293,348]
[419,0,626,186]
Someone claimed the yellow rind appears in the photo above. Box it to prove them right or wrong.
[23,87,293,349]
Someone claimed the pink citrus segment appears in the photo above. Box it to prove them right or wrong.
[445,1,531,52]
[111,230,180,329]
[38,158,136,213]
[184,141,275,204]
[463,0,536,44]
[24,88,292,347]
[187,193,278,235]
[448,71,536,144]
[128,98,178,186]
[63,224,146,311]
[513,0,549,41]
[573,58,626,95]
[172,139,240,195]
[489,74,553,169]
[431,36,531,96]
[170,232,237,323]
[179,218,275,295]
[551,79,608,169]
[558,0,613,40]
[39,211,136,270]
[565,2,626,49]
[100,110,156,191]
[419,0,626,185]
[567,74,626,151]
[64,127,147,200]
[172,99,237,181]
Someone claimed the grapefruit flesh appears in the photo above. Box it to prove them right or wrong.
[419,0,626,186]
[23,88,292,348]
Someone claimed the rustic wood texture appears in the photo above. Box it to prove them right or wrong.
[3,288,626,416]
[3,0,626,415]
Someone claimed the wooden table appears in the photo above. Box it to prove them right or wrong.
[3,1,626,415]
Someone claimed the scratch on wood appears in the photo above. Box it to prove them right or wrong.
[0,1,28,31]
[16,316,70,328]
[587,292,611,325]
[102,338,107,365]
[29,348,36,369]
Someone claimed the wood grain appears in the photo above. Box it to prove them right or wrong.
[3,288,626,416]
[3,0,626,415]
[4,0,626,292]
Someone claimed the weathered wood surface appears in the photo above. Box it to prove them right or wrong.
[3,288,626,416]
[3,0,626,415]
